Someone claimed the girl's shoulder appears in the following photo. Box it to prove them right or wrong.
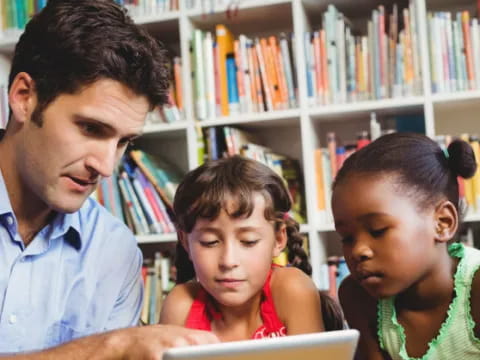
[270,266,318,296]
[470,264,480,338]
[159,281,202,325]
[270,266,324,334]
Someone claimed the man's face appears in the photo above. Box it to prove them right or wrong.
[15,78,149,213]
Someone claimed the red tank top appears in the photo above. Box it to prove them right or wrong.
[184,267,287,339]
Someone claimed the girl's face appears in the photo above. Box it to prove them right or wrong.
[332,174,440,299]
[182,193,286,308]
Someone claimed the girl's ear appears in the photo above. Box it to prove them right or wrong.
[177,230,191,258]
[434,200,458,243]
[273,223,288,257]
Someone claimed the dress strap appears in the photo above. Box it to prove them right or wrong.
[184,287,212,331]
[260,266,285,331]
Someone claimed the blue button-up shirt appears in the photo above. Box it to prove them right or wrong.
[0,169,144,353]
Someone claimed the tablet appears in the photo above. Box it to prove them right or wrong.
[162,329,359,360]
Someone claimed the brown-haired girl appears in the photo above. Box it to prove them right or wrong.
[159,156,342,341]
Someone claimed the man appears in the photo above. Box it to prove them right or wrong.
[0,0,218,358]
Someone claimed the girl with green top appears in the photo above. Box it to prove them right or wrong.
[332,132,480,360]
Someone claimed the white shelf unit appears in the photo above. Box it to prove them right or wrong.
[1,0,479,288]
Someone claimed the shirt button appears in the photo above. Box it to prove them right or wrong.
[6,216,14,225]
[9,314,17,324]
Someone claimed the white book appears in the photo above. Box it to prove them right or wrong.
[193,29,207,120]
[279,33,296,108]
[433,15,445,93]
[471,19,480,90]
[336,14,347,103]
[203,31,216,119]
[239,34,253,113]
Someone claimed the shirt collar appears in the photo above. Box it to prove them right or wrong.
[0,167,82,251]
[0,167,13,217]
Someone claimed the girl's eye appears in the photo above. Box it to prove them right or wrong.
[241,239,259,247]
[199,240,219,247]
[370,228,388,238]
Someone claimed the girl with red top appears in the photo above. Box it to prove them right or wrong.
[160,156,332,342]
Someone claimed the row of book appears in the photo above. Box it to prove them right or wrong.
[95,150,181,235]
[145,57,183,125]
[305,2,422,106]
[0,0,44,34]
[0,0,179,35]
[315,126,480,226]
[141,252,175,325]
[192,26,298,120]
[116,0,179,18]
[435,134,480,212]
[198,125,306,224]
[428,11,480,94]
[315,114,401,225]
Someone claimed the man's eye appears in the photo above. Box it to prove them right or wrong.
[81,123,101,135]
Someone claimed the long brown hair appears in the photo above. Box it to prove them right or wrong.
[173,155,311,283]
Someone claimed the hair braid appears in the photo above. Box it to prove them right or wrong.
[284,217,312,276]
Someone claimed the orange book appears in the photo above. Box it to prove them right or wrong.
[269,36,289,109]
[403,8,414,88]
[462,11,475,90]
[314,149,326,211]
[320,30,329,104]
[215,24,235,116]
[173,57,183,111]
[247,43,260,112]
[255,38,273,111]
[313,31,324,104]
[261,37,281,110]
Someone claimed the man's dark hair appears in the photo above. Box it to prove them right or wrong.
[8,0,169,124]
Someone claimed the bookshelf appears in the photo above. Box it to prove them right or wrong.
[1,0,480,289]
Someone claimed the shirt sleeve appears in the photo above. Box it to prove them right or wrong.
[104,240,144,330]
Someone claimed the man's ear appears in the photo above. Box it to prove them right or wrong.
[273,223,288,257]
[434,200,458,243]
[9,72,37,124]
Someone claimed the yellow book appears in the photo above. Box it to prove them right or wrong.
[461,134,475,208]
[215,24,235,117]
[470,138,480,210]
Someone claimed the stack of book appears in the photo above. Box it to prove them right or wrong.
[199,125,306,224]
[304,1,422,106]
[96,150,181,236]
[146,56,183,125]
[141,252,174,325]
[427,11,480,94]
[118,0,179,18]
[191,26,298,120]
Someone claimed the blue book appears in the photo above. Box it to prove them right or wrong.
[226,55,240,114]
